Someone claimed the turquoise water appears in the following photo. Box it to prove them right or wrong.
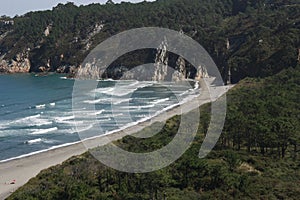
[0,74,199,161]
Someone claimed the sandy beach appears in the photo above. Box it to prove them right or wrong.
[0,79,233,199]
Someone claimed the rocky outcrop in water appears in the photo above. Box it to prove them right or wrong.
[195,65,209,80]
[172,56,187,81]
[74,36,211,81]
[152,38,168,81]
[76,59,103,79]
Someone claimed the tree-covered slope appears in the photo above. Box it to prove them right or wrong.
[7,66,300,200]
[0,0,299,82]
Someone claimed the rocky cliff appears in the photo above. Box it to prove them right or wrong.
[0,0,299,82]
[0,51,31,73]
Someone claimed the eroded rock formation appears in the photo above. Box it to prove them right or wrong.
[0,51,31,73]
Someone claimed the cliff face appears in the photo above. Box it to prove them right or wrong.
[0,52,31,73]
[0,0,299,82]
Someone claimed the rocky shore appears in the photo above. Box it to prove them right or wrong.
[0,52,31,73]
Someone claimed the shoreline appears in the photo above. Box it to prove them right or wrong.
[0,79,195,164]
[0,80,234,199]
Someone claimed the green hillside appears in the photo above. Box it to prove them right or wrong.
[8,66,300,199]
[0,0,299,82]
[2,1,300,199]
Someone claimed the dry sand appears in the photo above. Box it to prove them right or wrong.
[0,80,234,199]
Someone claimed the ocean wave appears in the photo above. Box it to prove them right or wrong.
[83,114,156,141]
[112,98,132,105]
[179,90,189,97]
[11,114,52,127]
[152,98,170,105]
[93,87,114,94]
[43,139,59,144]
[35,104,46,109]
[54,115,75,122]
[72,110,105,118]
[97,78,114,82]
[24,138,59,145]
[25,138,43,144]
[0,123,7,130]
[120,104,155,110]
[0,141,82,163]
[93,82,153,97]
[30,127,58,135]
[110,113,124,117]
[84,97,132,105]
[97,118,112,122]
[17,114,40,121]
[76,124,94,132]
[91,109,105,115]
[0,80,202,163]
[194,81,200,90]
[83,99,104,104]
[54,115,86,125]
[133,97,157,100]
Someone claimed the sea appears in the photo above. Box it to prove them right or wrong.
[0,73,200,162]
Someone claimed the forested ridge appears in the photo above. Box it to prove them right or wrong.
[8,66,300,199]
[0,0,299,82]
[2,0,300,199]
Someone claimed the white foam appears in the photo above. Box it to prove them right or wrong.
[16,114,40,121]
[72,109,105,118]
[0,122,7,130]
[92,109,105,115]
[112,98,132,105]
[194,81,200,90]
[11,114,52,127]
[54,115,75,122]
[110,113,123,117]
[30,127,58,135]
[25,138,42,144]
[76,124,94,132]
[97,118,112,122]
[128,80,139,87]
[121,104,155,110]
[135,114,148,118]
[35,104,46,109]
[179,90,189,97]
[97,78,114,82]
[93,82,153,97]
[85,97,132,105]
[60,77,68,80]
[84,99,103,104]
[93,87,114,94]
[49,102,56,107]
[141,104,156,109]
[153,98,169,105]
[0,80,204,163]
[43,139,58,144]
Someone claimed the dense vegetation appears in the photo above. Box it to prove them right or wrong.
[8,66,300,200]
[2,0,299,199]
[0,0,299,82]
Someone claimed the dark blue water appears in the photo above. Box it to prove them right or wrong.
[0,74,199,161]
